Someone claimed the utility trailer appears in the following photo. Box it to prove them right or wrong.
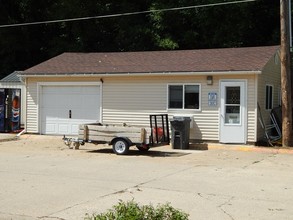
[63,114,170,155]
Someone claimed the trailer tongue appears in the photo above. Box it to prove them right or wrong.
[63,114,170,155]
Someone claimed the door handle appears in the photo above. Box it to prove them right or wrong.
[69,110,72,119]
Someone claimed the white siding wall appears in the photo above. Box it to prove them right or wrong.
[26,74,257,143]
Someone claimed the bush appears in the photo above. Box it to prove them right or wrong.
[85,200,189,220]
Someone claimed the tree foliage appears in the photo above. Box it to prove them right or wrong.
[0,0,280,77]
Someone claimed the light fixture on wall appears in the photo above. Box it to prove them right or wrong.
[207,75,213,85]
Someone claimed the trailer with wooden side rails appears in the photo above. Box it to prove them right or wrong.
[63,114,170,155]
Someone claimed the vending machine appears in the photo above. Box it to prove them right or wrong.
[0,89,21,132]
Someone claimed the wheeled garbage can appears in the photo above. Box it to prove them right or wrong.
[170,117,191,149]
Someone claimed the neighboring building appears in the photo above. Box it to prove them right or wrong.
[19,46,280,144]
[0,71,26,127]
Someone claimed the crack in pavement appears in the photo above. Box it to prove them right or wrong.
[242,153,278,169]
[242,159,265,169]
[197,192,236,220]
[218,196,235,220]
[38,216,66,220]
[98,164,203,198]
[0,211,36,220]
[43,165,202,219]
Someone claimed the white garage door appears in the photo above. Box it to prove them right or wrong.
[41,85,101,135]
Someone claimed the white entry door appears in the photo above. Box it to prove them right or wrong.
[40,85,101,135]
[220,81,246,143]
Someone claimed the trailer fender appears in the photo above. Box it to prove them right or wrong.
[110,137,133,147]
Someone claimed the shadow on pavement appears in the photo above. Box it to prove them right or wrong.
[188,143,209,151]
[86,148,191,157]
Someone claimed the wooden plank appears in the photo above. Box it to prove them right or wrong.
[83,125,88,141]
[87,135,113,143]
[79,123,152,133]
[79,129,141,137]
[85,124,143,133]
[86,135,142,143]
[78,135,146,144]
[140,128,145,143]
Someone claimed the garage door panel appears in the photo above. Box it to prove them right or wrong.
[70,124,79,135]
[42,108,68,119]
[81,98,100,110]
[41,85,101,135]
[42,123,57,134]
[69,106,100,119]
[42,94,59,106]
[72,113,99,121]
[43,95,70,107]
[83,96,100,105]
[81,86,99,93]
[69,95,84,108]
[58,123,70,134]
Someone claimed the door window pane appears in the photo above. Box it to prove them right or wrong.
[225,86,240,124]
[226,87,240,104]
[225,106,240,114]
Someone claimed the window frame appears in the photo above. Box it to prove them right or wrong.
[167,83,201,111]
[265,84,274,110]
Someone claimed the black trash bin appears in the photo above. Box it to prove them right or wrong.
[170,117,191,149]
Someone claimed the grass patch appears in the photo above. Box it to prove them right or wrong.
[85,200,189,220]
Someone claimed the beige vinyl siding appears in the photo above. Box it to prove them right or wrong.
[26,74,258,143]
[193,77,219,140]
[102,75,256,142]
[246,75,258,142]
[192,111,219,140]
[26,79,38,132]
[257,55,281,141]
[102,76,218,140]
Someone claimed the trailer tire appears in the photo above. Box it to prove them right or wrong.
[112,139,129,155]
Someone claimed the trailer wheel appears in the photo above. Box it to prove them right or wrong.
[112,139,129,155]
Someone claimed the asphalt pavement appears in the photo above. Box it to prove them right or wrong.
[0,133,18,142]
[0,134,292,220]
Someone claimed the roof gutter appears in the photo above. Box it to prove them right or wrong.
[18,70,262,78]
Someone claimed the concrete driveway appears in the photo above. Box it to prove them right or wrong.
[0,134,292,220]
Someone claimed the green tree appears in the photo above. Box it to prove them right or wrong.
[0,0,281,78]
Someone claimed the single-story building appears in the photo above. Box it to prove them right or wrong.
[19,45,280,144]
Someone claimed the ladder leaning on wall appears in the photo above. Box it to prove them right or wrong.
[257,103,282,146]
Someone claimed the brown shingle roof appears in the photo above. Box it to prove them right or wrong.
[23,46,279,75]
